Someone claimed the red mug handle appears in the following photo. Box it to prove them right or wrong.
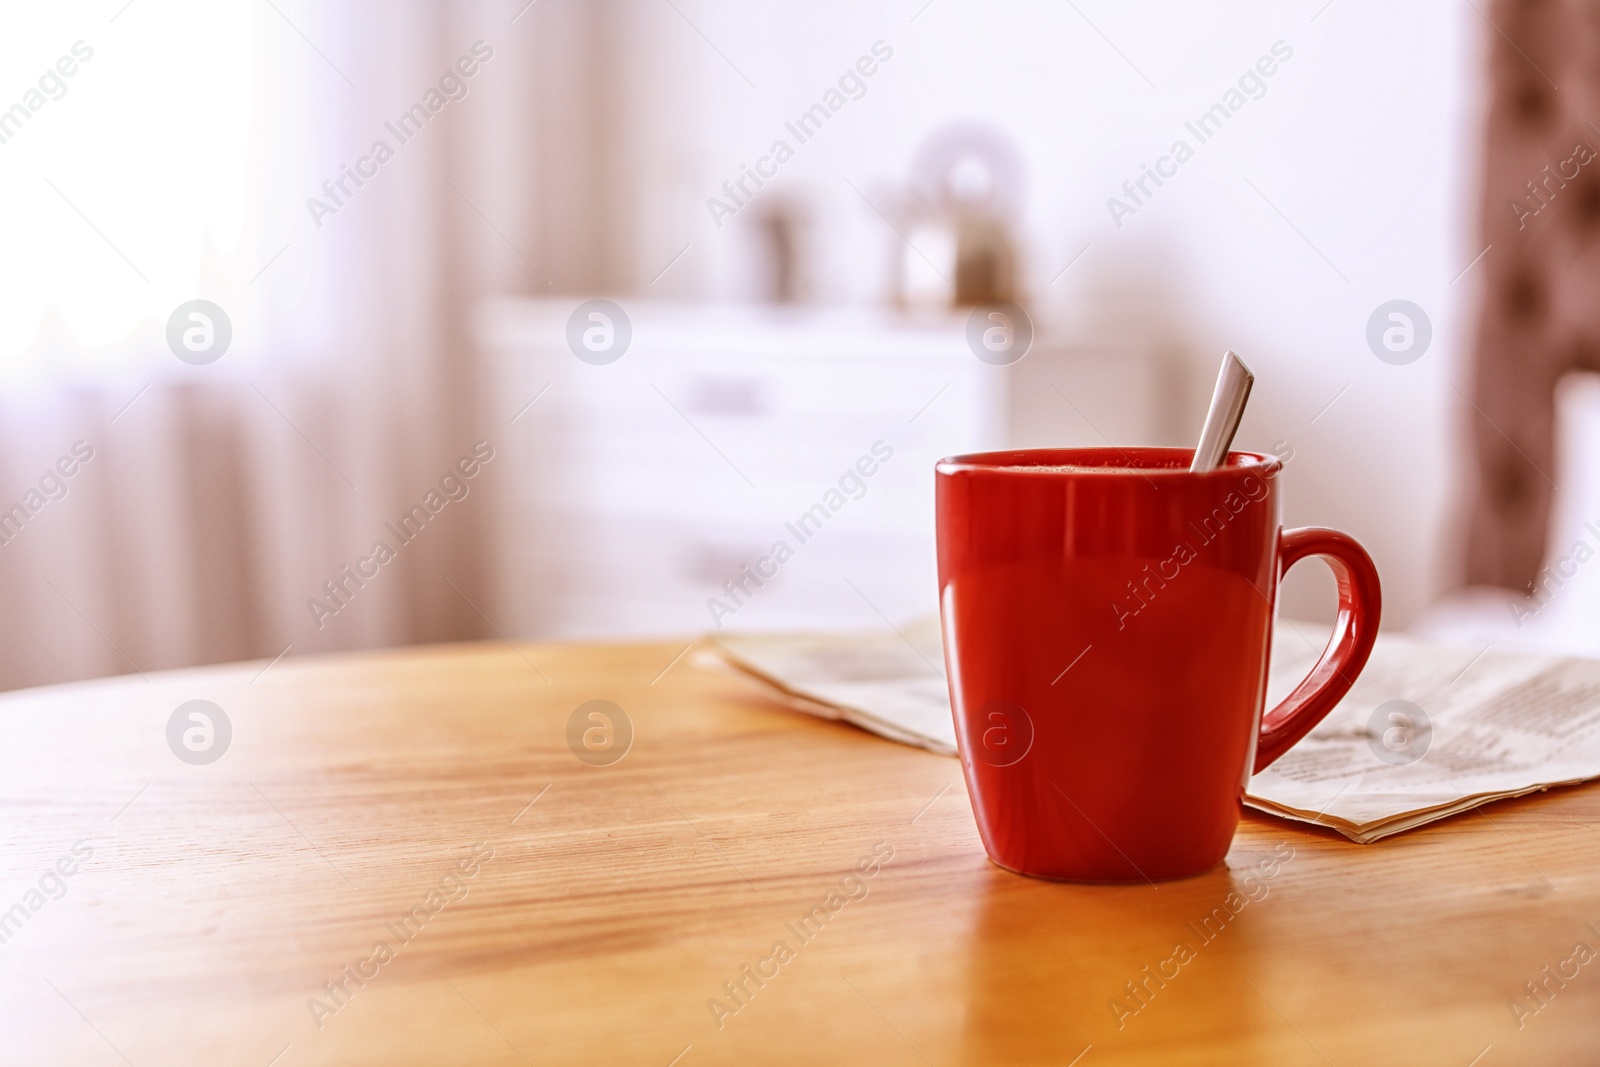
[1253,527,1383,773]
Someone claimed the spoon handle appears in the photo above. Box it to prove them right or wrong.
[1190,350,1255,472]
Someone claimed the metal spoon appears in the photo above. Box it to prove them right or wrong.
[1189,351,1255,472]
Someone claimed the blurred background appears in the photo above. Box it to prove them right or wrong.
[1,0,1592,691]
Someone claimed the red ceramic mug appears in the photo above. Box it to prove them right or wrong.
[935,447,1381,882]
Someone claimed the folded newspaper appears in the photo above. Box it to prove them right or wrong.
[702,617,1600,843]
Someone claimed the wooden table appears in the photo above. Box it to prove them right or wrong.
[3,639,1598,1065]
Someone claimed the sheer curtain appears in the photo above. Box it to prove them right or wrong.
[0,0,610,690]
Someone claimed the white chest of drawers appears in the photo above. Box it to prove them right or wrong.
[477,300,1008,639]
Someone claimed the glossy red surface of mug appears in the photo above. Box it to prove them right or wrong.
[935,447,1381,882]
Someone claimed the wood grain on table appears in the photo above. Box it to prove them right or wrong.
[2,639,1598,1066]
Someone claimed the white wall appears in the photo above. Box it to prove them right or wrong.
[598,0,1488,629]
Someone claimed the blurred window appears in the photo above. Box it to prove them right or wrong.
[0,2,252,364]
